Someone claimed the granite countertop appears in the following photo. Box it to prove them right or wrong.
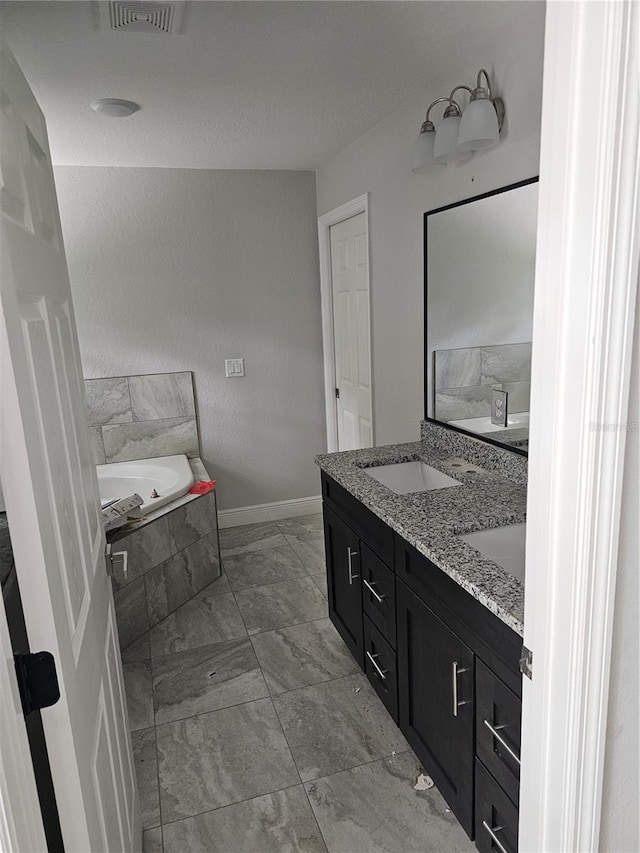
[315,438,526,636]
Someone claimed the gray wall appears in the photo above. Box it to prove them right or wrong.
[599,285,639,852]
[55,167,325,510]
[315,1,545,444]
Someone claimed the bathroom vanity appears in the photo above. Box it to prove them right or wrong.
[316,423,526,852]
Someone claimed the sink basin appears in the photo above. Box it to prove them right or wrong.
[458,523,526,582]
[364,461,463,494]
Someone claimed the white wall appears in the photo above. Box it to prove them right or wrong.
[599,284,640,852]
[315,1,545,444]
[54,167,325,511]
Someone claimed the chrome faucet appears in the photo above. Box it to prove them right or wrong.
[491,387,509,427]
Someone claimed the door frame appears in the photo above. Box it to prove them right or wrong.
[318,193,373,452]
[520,2,639,851]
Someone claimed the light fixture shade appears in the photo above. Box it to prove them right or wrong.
[458,99,499,151]
[433,115,470,164]
[411,129,437,172]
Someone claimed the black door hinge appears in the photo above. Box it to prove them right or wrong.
[15,652,61,716]
[335,387,340,398]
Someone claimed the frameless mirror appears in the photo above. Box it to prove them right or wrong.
[424,178,539,454]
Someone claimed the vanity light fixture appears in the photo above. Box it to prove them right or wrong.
[411,69,505,171]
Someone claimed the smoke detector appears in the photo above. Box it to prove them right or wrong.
[99,1,185,34]
[91,99,140,118]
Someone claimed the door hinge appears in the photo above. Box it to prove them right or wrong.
[519,645,533,680]
[335,387,340,399]
[15,651,60,716]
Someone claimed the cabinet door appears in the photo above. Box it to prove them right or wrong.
[397,580,474,837]
[323,506,364,667]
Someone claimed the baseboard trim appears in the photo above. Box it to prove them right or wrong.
[218,495,322,529]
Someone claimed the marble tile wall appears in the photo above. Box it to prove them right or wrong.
[85,372,199,465]
[434,342,531,422]
[112,489,221,649]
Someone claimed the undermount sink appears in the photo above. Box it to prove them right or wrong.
[458,523,526,582]
[364,460,463,494]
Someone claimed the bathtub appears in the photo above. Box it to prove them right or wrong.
[96,454,195,514]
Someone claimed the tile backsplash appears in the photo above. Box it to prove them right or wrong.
[86,372,199,464]
[434,342,531,423]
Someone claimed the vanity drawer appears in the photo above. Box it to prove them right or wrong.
[363,615,398,723]
[361,544,396,647]
[321,473,394,567]
[476,660,521,806]
[474,759,519,853]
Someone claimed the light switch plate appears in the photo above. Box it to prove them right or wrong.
[225,358,245,378]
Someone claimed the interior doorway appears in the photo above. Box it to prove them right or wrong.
[318,195,374,452]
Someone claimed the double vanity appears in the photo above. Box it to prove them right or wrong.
[316,421,527,853]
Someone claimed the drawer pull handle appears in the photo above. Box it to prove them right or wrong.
[483,719,521,767]
[347,547,359,585]
[482,821,509,853]
[363,578,385,603]
[452,661,471,716]
[366,651,387,680]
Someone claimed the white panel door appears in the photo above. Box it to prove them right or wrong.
[330,212,373,450]
[0,42,140,852]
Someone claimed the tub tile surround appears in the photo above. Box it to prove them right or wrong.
[85,371,199,465]
[112,487,221,650]
[316,421,527,634]
[434,342,532,423]
[122,514,473,853]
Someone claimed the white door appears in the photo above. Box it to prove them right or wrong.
[0,42,140,852]
[330,212,373,450]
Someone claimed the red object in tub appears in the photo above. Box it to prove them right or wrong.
[189,480,216,495]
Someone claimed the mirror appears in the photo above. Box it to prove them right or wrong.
[424,178,539,454]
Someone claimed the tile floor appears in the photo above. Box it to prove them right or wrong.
[122,513,475,853]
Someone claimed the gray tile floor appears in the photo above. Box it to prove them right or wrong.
[122,513,475,853]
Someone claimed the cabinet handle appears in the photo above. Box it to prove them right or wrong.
[482,821,509,853]
[451,661,471,716]
[363,578,384,603]
[483,719,521,767]
[347,547,359,584]
[366,651,387,680]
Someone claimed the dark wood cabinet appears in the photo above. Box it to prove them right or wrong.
[476,660,521,807]
[363,615,398,722]
[397,579,475,836]
[361,543,396,646]
[475,759,519,853]
[320,471,523,850]
[323,505,364,667]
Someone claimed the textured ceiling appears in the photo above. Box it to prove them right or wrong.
[0,1,539,169]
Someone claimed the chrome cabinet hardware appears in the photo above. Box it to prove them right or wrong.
[363,578,384,603]
[105,543,128,579]
[347,547,359,584]
[366,651,387,680]
[482,821,509,853]
[483,719,521,766]
[452,661,471,716]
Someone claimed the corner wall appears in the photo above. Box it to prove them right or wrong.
[54,167,325,510]
[315,1,545,444]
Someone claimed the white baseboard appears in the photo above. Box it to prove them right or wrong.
[218,495,322,529]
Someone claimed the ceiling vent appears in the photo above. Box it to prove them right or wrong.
[100,1,185,34]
